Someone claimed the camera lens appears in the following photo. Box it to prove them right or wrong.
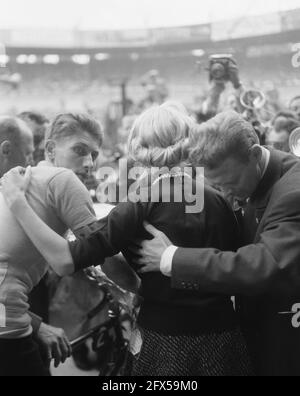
[211,63,226,79]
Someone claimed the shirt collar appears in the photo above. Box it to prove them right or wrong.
[37,160,54,167]
[250,147,282,208]
[261,146,270,178]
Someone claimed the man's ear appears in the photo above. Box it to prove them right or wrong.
[0,140,12,157]
[45,140,56,162]
[249,144,262,163]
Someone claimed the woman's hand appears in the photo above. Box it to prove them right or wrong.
[1,166,32,209]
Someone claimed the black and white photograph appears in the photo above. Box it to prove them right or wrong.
[0,0,300,379]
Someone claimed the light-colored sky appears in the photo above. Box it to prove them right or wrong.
[0,0,299,30]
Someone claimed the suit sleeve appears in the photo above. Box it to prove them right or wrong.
[172,190,300,295]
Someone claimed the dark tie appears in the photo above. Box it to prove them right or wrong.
[241,201,260,245]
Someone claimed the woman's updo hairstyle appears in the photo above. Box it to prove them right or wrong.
[128,103,194,168]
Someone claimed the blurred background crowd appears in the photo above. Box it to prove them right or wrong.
[2,5,300,183]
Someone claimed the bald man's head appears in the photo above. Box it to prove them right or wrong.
[0,116,34,176]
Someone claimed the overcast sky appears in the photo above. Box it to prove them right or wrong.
[0,0,299,30]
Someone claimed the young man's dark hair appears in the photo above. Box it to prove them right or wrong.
[18,111,49,126]
[46,113,103,146]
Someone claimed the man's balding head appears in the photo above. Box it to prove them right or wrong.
[0,116,34,176]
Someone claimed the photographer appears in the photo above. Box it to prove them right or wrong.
[138,70,169,112]
[195,56,244,123]
[195,56,268,145]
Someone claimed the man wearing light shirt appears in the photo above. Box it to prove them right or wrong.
[134,111,300,376]
[0,116,72,373]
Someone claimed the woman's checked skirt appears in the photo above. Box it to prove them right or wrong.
[130,327,253,376]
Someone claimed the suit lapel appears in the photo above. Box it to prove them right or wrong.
[243,149,283,243]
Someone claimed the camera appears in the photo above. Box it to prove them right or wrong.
[209,54,233,82]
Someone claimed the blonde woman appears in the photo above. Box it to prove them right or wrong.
[2,104,252,376]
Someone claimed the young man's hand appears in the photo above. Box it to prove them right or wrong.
[1,166,32,208]
[37,323,72,368]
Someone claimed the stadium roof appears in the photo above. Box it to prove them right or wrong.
[1,7,300,50]
[1,0,300,30]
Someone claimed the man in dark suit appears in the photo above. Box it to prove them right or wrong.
[134,111,300,376]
